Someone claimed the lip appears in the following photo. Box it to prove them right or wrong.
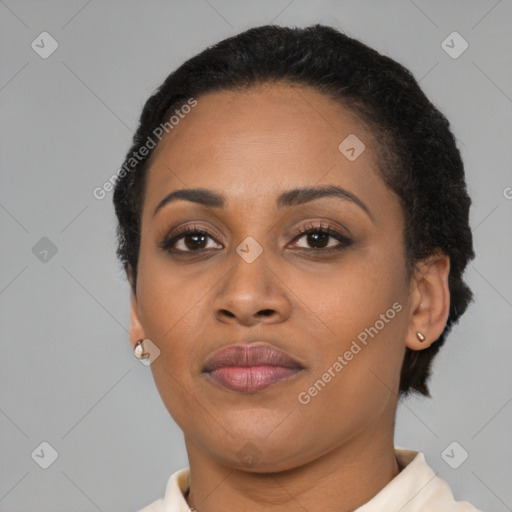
[203,343,304,393]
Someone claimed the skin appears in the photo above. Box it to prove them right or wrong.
[128,82,450,512]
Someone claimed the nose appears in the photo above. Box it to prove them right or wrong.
[212,251,292,326]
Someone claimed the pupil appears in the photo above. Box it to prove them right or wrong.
[185,234,206,250]
[308,232,328,248]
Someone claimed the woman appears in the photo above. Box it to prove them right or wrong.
[113,24,479,512]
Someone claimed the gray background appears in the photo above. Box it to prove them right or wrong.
[1,0,511,510]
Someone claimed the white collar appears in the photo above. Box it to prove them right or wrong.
[139,449,480,512]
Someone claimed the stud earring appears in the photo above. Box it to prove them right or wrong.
[134,339,149,359]
[416,332,426,342]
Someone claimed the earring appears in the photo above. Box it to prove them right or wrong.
[134,339,149,359]
[416,332,426,342]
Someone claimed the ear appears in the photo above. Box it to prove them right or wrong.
[126,265,147,351]
[406,250,450,350]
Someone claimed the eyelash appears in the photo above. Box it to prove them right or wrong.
[159,221,352,255]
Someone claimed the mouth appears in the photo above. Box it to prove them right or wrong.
[202,343,305,393]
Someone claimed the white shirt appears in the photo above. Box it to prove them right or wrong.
[137,449,481,512]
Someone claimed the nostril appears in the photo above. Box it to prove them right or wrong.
[258,309,275,317]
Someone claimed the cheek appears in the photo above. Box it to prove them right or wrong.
[134,250,206,380]
[292,290,406,451]
[135,259,207,428]
[303,247,406,334]
[297,248,408,401]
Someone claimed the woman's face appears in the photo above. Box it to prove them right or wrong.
[129,83,419,471]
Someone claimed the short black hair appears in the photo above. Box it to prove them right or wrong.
[113,24,475,397]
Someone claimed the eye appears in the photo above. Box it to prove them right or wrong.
[160,224,223,253]
[290,222,352,251]
[159,221,352,255]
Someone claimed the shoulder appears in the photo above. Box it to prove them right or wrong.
[356,449,482,512]
[398,449,482,511]
[134,467,191,512]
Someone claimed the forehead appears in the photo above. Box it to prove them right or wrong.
[142,83,384,215]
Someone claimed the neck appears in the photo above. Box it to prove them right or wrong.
[184,427,400,512]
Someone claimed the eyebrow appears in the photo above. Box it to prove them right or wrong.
[152,185,373,220]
